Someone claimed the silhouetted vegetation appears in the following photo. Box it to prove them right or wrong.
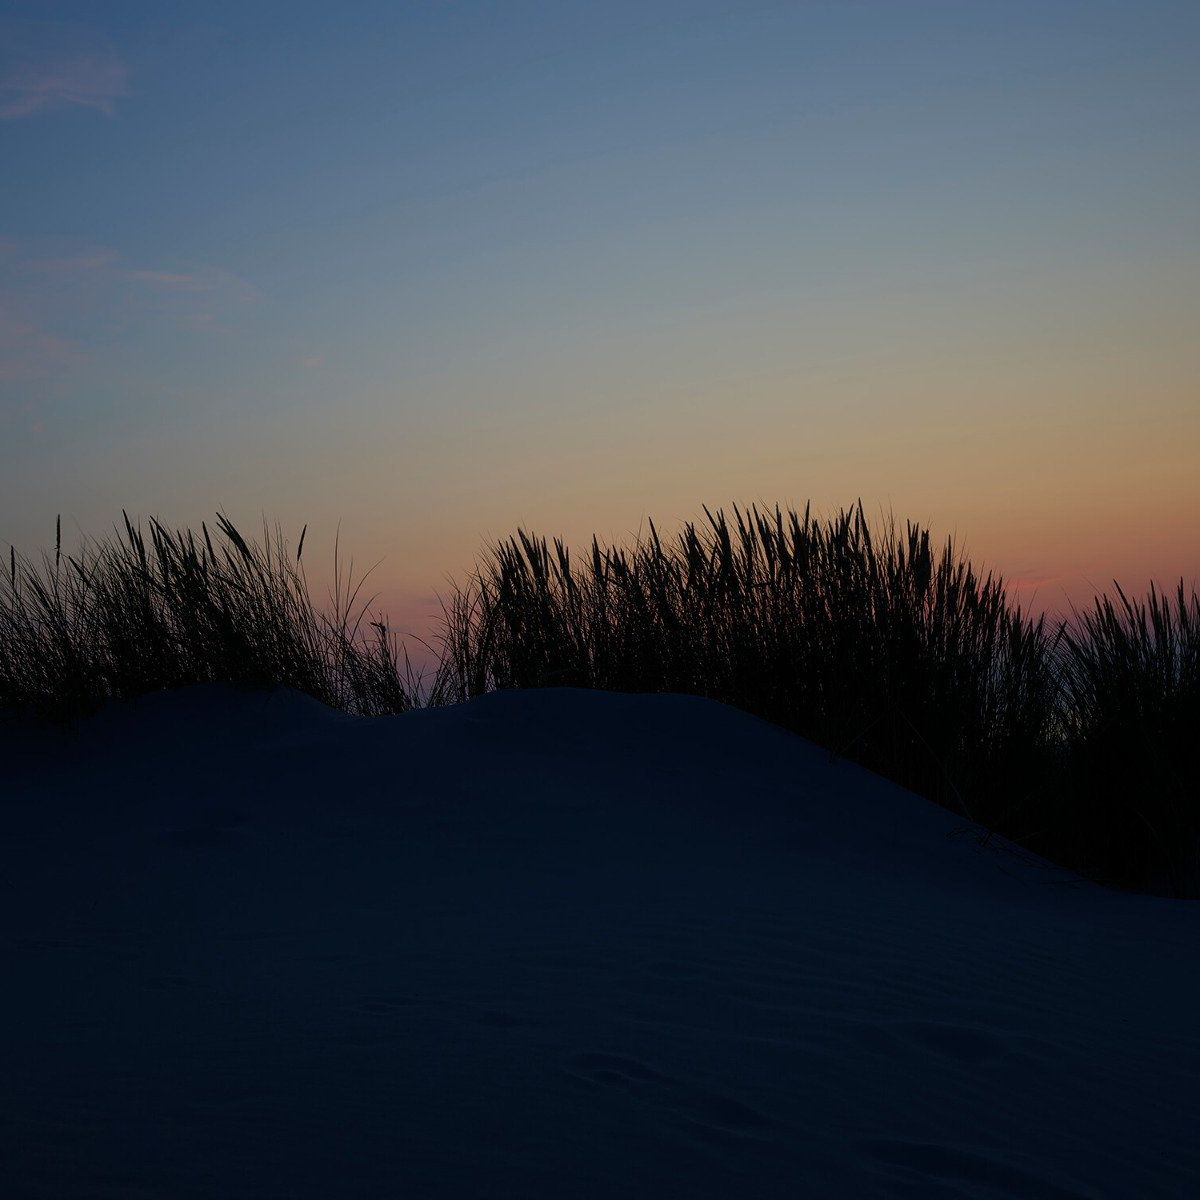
[1056,583,1199,895]
[2,506,1195,895]
[443,504,1196,895]
[443,505,1056,825]
[0,514,429,719]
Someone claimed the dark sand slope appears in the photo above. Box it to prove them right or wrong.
[3,687,1198,1198]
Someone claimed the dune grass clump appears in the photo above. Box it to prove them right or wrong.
[443,503,1058,831]
[1056,583,1200,894]
[442,504,1198,894]
[0,515,421,719]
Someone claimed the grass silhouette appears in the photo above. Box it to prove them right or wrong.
[1056,582,1199,894]
[2,505,1195,894]
[443,504,1055,827]
[1,513,428,719]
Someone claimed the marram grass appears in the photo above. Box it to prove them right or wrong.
[2,506,1195,896]
[0,513,437,720]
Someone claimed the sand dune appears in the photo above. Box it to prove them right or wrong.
[3,687,1197,1197]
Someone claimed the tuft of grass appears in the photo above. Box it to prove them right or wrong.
[1055,582,1200,894]
[441,503,1197,895]
[442,503,1058,827]
[0,514,442,719]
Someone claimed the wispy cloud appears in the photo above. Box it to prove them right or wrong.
[0,301,79,383]
[9,239,257,305]
[1004,573,1060,609]
[0,237,260,394]
[0,20,129,121]
[0,53,129,120]
[27,248,120,274]
[124,269,206,290]
[124,262,259,305]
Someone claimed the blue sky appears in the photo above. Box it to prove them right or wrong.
[2,1,1198,624]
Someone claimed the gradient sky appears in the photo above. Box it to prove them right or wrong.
[2,1,1197,638]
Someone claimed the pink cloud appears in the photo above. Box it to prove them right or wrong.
[1005,573,1057,591]
[301,355,325,369]
[0,299,80,382]
[28,248,120,274]
[0,236,262,378]
[0,53,129,120]
[124,269,206,290]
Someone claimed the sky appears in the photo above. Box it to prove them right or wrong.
[2,0,1197,639]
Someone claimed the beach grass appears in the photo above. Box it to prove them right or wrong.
[2,505,1194,894]
[0,513,428,719]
